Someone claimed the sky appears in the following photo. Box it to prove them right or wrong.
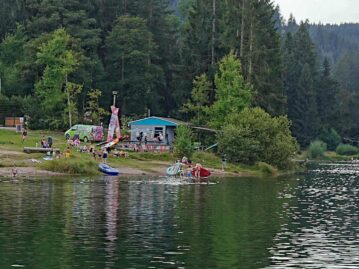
[273,0,359,24]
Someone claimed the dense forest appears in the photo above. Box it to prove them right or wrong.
[0,0,358,149]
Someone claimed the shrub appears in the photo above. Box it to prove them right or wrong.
[256,162,278,176]
[318,127,341,151]
[336,144,359,156]
[308,140,327,159]
[173,125,194,158]
[218,107,298,169]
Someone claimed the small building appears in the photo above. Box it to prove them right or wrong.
[128,116,186,145]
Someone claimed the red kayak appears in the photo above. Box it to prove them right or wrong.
[191,167,211,178]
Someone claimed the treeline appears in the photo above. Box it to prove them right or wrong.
[0,0,357,149]
[280,16,359,145]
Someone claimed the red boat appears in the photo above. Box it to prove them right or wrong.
[191,167,211,178]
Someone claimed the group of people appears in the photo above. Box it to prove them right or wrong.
[136,131,169,145]
[176,156,205,182]
[40,136,53,148]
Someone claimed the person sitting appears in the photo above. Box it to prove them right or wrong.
[112,149,120,157]
[181,156,188,165]
[73,137,80,150]
[119,150,128,158]
[80,144,88,153]
[64,147,71,158]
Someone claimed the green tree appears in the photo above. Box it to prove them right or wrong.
[34,28,79,129]
[210,52,252,128]
[317,58,340,128]
[218,107,298,169]
[85,89,108,125]
[182,74,211,126]
[64,82,83,127]
[105,15,162,115]
[174,125,194,158]
[284,23,320,147]
[0,25,28,96]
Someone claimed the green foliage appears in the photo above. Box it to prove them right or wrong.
[85,89,108,125]
[317,127,341,151]
[308,140,327,159]
[64,82,83,127]
[173,125,194,158]
[284,24,321,147]
[105,15,162,115]
[0,25,27,96]
[256,162,278,176]
[34,28,80,129]
[39,158,99,175]
[335,144,359,156]
[182,74,211,125]
[210,52,252,128]
[218,107,298,169]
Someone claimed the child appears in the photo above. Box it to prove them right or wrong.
[12,165,18,177]
[102,148,108,163]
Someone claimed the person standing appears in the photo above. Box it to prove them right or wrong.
[102,148,108,163]
[22,128,27,143]
[221,155,227,172]
[48,136,53,148]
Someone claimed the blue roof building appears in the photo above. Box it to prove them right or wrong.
[128,116,186,145]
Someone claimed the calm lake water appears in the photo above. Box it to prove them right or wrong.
[0,163,358,269]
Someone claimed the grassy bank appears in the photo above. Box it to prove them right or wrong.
[39,157,99,175]
[0,128,288,177]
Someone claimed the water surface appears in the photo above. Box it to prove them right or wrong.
[0,163,357,268]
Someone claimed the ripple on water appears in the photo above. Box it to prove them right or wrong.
[266,163,359,268]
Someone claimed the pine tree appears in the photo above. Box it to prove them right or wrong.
[105,15,162,115]
[317,58,340,128]
[284,23,320,147]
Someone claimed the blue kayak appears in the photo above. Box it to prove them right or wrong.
[99,163,119,176]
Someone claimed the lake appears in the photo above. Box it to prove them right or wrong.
[0,163,358,269]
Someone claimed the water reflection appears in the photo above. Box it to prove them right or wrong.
[267,163,359,268]
[0,165,357,269]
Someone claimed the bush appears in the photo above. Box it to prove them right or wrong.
[218,107,298,169]
[336,144,359,156]
[308,140,327,159]
[318,127,341,151]
[40,158,99,175]
[173,125,194,158]
[256,162,278,176]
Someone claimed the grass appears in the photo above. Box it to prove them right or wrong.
[39,156,99,175]
[0,129,67,151]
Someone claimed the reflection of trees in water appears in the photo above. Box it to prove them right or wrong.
[122,182,180,265]
[267,167,359,268]
[175,179,293,268]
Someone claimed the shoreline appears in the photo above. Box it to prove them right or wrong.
[0,165,241,179]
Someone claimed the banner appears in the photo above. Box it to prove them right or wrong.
[107,106,121,142]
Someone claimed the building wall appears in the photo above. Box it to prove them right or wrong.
[130,125,176,145]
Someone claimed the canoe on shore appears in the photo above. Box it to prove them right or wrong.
[98,163,119,176]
